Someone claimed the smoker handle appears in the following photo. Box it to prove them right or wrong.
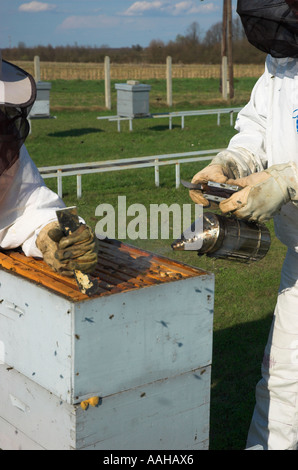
[181,180,242,202]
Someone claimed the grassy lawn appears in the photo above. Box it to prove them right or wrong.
[27,77,286,450]
[48,76,259,111]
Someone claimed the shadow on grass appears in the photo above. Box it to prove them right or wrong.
[209,313,274,450]
[48,127,103,138]
[148,124,181,131]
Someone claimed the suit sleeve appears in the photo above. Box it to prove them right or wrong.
[0,145,66,257]
[226,58,270,174]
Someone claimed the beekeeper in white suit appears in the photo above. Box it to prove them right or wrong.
[190,0,298,450]
[0,54,97,276]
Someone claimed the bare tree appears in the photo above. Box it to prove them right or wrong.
[186,22,201,45]
[204,22,222,46]
[232,17,245,41]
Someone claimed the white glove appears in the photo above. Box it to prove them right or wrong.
[189,148,261,206]
[189,164,228,206]
[220,162,298,222]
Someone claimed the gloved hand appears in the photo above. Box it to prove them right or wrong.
[36,221,98,277]
[189,148,259,206]
[219,162,298,222]
[189,164,229,206]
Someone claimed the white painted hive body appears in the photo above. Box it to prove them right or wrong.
[0,239,214,450]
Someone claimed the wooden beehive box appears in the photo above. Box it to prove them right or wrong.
[115,82,151,117]
[0,239,214,450]
[29,81,52,118]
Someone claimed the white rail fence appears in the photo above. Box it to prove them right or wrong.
[97,107,242,132]
[38,149,222,199]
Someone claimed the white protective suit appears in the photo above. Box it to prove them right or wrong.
[0,144,65,257]
[226,54,298,450]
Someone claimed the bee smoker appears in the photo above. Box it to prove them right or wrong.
[172,180,271,263]
[171,212,271,262]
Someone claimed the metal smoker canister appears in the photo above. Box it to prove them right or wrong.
[172,212,271,263]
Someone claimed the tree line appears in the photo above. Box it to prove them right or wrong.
[2,19,266,65]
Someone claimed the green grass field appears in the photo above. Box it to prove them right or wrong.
[27,77,286,450]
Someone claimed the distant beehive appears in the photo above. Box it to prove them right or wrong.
[115,80,151,118]
[29,81,52,118]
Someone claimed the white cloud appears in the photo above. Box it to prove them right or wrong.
[122,1,218,17]
[19,2,57,13]
[172,1,217,15]
[123,1,165,16]
[59,15,119,30]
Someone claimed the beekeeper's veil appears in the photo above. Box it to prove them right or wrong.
[237,0,298,58]
[0,52,36,175]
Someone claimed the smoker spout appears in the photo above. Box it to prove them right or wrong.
[171,239,187,251]
[172,213,221,253]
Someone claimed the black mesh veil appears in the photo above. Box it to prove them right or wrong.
[0,61,36,176]
[237,0,298,58]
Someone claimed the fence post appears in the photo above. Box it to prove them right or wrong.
[34,56,41,82]
[104,56,111,110]
[166,56,173,107]
[222,56,228,100]
[77,174,82,199]
[155,159,160,187]
[57,170,62,198]
[175,162,180,188]
[230,111,234,126]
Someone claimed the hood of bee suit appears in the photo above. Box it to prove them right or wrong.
[237,0,298,58]
[0,52,36,176]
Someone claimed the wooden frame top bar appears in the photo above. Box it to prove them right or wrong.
[0,239,207,302]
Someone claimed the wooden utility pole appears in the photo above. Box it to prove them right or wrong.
[221,0,228,99]
[227,0,234,98]
[221,0,234,99]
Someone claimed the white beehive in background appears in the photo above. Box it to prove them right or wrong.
[0,239,214,450]
[29,81,52,118]
[115,81,152,118]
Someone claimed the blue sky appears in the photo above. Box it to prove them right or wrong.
[1,1,238,49]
